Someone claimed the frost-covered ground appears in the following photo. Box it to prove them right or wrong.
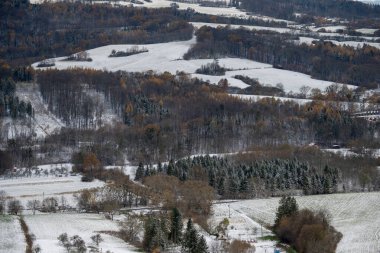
[226,192,380,253]
[191,22,295,34]
[0,164,104,207]
[232,94,313,105]
[211,202,280,253]
[298,36,380,49]
[356,28,379,35]
[0,216,26,253]
[24,213,138,253]
[309,25,347,33]
[33,38,356,93]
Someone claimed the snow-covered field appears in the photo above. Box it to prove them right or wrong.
[355,0,380,4]
[0,216,26,253]
[355,28,379,35]
[24,213,138,253]
[232,94,313,105]
[33,38,356,93]
[309,25,347,33]
[298,36,380,49]
[211,202,279,253]
[226,192,380,253]
[0,164,104,207]
[191,22,295,34]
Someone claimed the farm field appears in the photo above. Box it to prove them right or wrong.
[0,216,26,253]
[0,164,104,207]
[226,192,380,253]
[298,36,380,49]
[33,38,356,93]
[24,213,138,253]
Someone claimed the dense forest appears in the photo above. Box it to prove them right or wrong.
[136,155,340,198]
[36,69,373,161]
[0,1,192,67]
[0,0,288,69]
[238,0,380,21]
[184,26,380,88]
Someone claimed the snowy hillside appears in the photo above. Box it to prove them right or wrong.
[15,83,65,138]
[33,38,356,93]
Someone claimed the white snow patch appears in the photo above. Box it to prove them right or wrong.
[356,28,379,35]
[310,25,347,33]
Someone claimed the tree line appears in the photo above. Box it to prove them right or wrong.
[184,26,380,88]
[238,0,380,21]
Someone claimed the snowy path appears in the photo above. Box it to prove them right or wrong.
[0,216,26,253]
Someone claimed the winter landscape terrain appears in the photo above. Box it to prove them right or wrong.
[2,0,380,252]
[32,38,357,93]
[227,192,380,253]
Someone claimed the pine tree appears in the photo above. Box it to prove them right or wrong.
[143,216,168,252]
[274,196,298,227]
[195,236,208,253]
[182,218,199,253]
[157,162,163,173]
[167,159,175,176]
[135,162,144,181]
[169,207,183,244]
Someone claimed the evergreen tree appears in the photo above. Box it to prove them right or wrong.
[167,159,175,176]
[135,162,144,181]
[275,196,298,227]
[143,215,168,252]
[169,207,183,244]
[182,218,199,253]
[195,236,208,253]
[157,162,163,173]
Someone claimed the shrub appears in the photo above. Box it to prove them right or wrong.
[276,209,342,253]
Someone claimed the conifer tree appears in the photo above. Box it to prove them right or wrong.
[275,196,298,227]
[182,218,199,253]
[167,159,175,176]
[195,236,208,253]
[135,162,144,181]
[169,207,183,244]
